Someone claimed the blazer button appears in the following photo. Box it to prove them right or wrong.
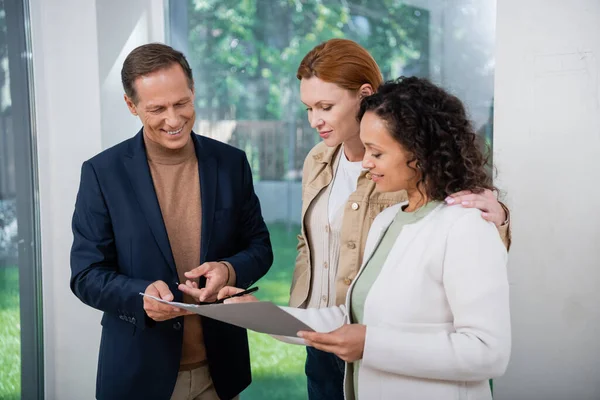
[347,242,356,249]
[351,202,359,211]
[173,321,182,331]
[344,277,352,285]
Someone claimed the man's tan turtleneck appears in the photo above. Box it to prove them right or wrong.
[144,134,206,370]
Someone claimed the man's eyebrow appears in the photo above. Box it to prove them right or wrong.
[146,97,190,109]
[146,105,163,110]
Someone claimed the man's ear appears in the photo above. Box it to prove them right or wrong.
[124,94,138,116]
[358,83,374,98]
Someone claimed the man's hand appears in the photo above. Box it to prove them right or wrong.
[179,262,230,302]
[445,189,507,228]
[217,286,259,304]
[298,324,366,363]
[143,280,191,322]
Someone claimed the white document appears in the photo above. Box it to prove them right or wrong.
[141,294,314,336]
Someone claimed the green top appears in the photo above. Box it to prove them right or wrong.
[350,201,440,398]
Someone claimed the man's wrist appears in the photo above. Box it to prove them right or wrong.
[218,261,235,286]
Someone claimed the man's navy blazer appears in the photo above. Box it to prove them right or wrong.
[70,130,273,400]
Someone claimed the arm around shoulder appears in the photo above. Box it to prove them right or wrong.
[497,201,512,250]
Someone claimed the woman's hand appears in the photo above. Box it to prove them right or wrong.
[298,324,366,362]
[446,189,507,228]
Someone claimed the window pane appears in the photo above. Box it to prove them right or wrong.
[0,2,21,397]
[0,0,42,398]
[172,1,495,398]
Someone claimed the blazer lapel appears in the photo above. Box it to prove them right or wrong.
[192,134,217,264]
[360,204,401,266]
[123,130,177,275]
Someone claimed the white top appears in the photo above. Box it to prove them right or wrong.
[279,203,511,400]
[328,147,363,224]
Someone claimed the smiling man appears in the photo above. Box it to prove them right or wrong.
[70,43,273,400]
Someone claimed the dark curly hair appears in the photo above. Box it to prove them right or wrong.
[358,76,494,200]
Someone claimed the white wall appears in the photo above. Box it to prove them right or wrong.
[493,1,600,399]
[29,0,164,398]
[97,0,165,149]
[30,1,103,398]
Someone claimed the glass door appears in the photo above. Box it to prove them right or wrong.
[0,0,43,398]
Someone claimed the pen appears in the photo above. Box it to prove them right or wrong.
[214,286,259,304]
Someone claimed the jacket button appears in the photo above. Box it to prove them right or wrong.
[351,202,359,211]
[131,317,136,324]
[344,278,352,285]
[347,242,356,249]
[173,321,182,331]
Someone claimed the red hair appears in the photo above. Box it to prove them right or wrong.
[296,39,383,92]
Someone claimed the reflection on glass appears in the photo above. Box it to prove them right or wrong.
[174,1,496,398]
[0,2,21,399]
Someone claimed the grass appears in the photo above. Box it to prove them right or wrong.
[0,266,21,400]
[242,222,307,400]
[0,223,305,400]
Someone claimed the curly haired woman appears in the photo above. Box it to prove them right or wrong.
[216,76,510,400]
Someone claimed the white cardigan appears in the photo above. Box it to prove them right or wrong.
[280,202,511,400]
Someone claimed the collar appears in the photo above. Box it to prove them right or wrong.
[311,143,342,165]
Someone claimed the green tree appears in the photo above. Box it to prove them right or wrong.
[187,0,429,180]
